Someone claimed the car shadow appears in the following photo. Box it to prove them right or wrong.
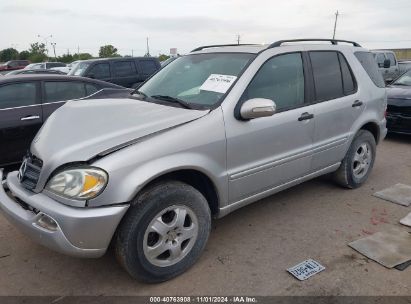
[384,132,411,144]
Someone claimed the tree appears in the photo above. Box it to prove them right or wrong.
[74,53,93,60]
[18,50,31,60]
[99,45,119,58]
[28,42,47,62]
[158,54,170,62]
[0,48,19,62]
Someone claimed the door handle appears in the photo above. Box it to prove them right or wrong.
[20,115,40,121]
[298,112,314,121]
[352,100,363,108]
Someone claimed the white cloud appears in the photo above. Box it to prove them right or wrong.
[1,0,411,56]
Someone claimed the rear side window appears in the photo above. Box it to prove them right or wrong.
[85,83,99,95]
[310,52,343,101]
[338,54,356,94]
[88,63,110,79]
[0,82,37,109]
[113,61,135,76]
[44,81,86,102]
[140,60,158,75]
[355,52,385,88]
[386,53,396,66]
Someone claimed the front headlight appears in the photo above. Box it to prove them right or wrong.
[46,167,108,200]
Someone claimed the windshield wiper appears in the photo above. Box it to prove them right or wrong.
[150,95,193,109]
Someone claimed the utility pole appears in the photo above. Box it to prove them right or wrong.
[332,10,339,39]
[37,34,53,55]
[131,49,134,57]
[146,37,150,57]
[51,42,57,61]
[77,45,80,56]
[236,34,240,45]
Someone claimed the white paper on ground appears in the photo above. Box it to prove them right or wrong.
[287,259,325,281]
[400,212,411,227]
[199,74,237,94]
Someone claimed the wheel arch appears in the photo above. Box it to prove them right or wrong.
[134,169,221,217]
[359,121,380,143]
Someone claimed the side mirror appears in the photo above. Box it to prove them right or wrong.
[383,59,391,68]
[240,98,276,120]
[87,73,95,79]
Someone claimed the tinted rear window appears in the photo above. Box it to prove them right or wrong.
[310,51,343,101]
[140,60,158,75]
[113,61,135,76]
[338,53,356,94]
[45,81,86,102]
[355,52,385,87]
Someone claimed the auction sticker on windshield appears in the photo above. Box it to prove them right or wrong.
[200,74,237,94]
[287,259,325,280]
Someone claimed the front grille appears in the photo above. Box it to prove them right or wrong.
[18,155,43,191]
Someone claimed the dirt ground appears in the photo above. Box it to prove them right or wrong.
[0,134,410,296]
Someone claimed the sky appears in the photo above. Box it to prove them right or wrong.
[1,0,411,57]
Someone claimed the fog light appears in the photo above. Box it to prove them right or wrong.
[36,214,58,231]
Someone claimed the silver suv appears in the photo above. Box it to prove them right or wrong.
[0,39,387,282]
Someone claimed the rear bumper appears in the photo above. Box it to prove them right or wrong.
[0,170,129,258]
[379,118,388,142]
[386,113,411,134]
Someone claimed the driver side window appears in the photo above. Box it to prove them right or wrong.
[242,53,305,112]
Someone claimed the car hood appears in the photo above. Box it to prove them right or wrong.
[31,98,209,169]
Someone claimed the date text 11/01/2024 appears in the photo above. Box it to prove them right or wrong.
[149,296,257,303]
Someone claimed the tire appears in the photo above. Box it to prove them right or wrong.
[333,130,376,189]
[115,181,211,283]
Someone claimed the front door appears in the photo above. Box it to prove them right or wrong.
[225,52,315,203]
[0,82,43,165]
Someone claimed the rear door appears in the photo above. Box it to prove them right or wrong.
[41,80,89,119]
[0,81,42,165]
[111,60,138,87]
[308,51,361,171]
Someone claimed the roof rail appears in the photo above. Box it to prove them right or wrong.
[191,44,257,52]
[268,39,361,48]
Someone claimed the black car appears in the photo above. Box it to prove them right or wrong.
[68,57,161,88]
[6,69,66,76]
[386,70,411,134]
[0,75,129,166]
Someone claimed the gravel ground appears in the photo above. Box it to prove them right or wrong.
[0,134,410,296]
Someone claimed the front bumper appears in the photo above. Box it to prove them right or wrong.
[0,170,129,258]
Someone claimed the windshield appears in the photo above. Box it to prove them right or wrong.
[137,53,255,108]
[69,62,91,76]
[393,70,411,86]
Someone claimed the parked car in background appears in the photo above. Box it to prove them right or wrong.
[0,74,127,166]
[398,60,411,75]
[386,69,411,134]
[68,57,161,88]
[6,69,66,76]
[0,39,387,283]
[24,62,66,70]
[50,61,81,74]
[372,50,399,83]
[0,60,31,73]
